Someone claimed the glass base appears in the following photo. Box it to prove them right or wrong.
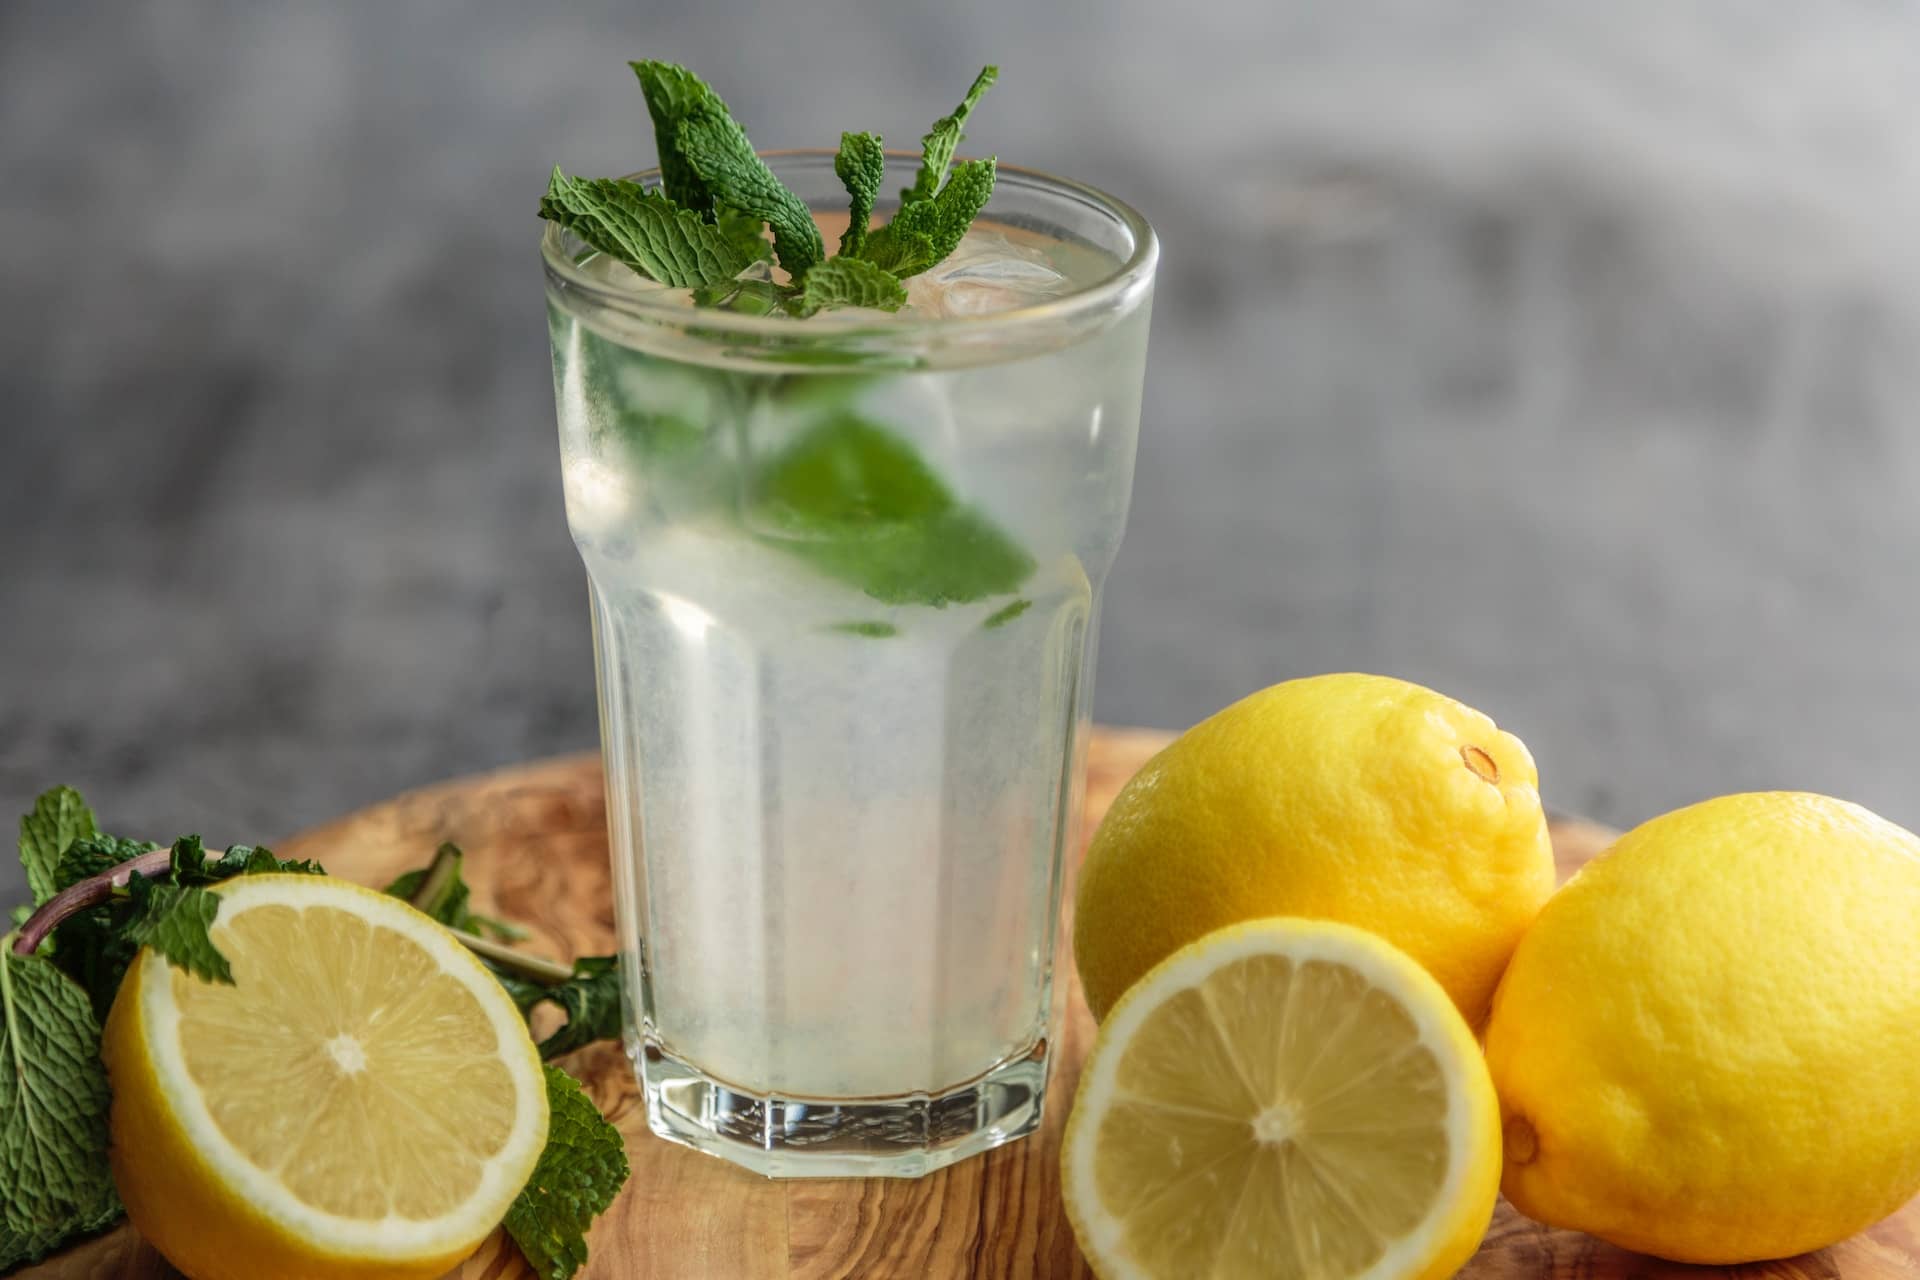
[634,1034,1052,1178]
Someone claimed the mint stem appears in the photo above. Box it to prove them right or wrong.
[406,843,463,919]
[10,849,172,956]
[449,927,575,986]
[11,849,577,988]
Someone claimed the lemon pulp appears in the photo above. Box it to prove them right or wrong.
[1063,918,1499,1280]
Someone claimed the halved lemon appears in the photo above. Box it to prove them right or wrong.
[1062,917,1500,1280]
[103,874,550,1280]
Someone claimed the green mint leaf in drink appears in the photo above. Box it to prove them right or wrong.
[983,598,1033,629]
[18,786,97,908]
[540,171,750,289]
[504,1065,631,1280]
[751,414,1035,606]
[0,939,121,1269]
[675,109,825,278]
[903,65,998,203]
[828,620,899,638]
[867,157,997,278]
[629,59,721,216]
[793,256,907,317]
[834,130,885,258]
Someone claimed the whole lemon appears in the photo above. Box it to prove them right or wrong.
[1485,792,1920,1263]
[1073,672,1554,1026]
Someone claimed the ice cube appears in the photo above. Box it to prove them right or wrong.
[905,228,1073,318]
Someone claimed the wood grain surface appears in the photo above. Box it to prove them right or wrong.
[26,728,1920,1279]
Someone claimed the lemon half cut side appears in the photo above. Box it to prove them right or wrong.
[103,873,550,1280]
[1062,917,1500,1280]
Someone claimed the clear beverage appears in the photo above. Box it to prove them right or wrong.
[542,154,1156,1176]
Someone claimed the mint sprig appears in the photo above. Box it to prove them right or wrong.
[541,60,1002,316]
[4,786,631,1278]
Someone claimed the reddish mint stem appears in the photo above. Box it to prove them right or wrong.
[11,848,174,956]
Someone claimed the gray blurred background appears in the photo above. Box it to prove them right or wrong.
[6,0,1920,901]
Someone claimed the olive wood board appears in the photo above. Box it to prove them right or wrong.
[28,727,1918,1278]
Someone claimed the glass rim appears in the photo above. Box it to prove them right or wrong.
[539,149,1158,346]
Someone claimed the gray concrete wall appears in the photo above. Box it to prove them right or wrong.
[6,1,1919,901]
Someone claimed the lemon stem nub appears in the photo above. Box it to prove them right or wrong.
[1461,745,1501,784]
[1503,1115,1538,1164]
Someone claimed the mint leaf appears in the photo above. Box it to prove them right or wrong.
[859,227,936,278]
[793,256,907,317]
[871,157,996,277]
[51,835,160,1019]
[630,59,721,216]
[541,170,750,289]
[904,65,998,203]
[0,940,120,1269]
[56,834,157,891]
[715,206,772,264]
[829,620,898,638]
[385,843,526,942]
[123,879,229,986]
[535,958,621,1061]
[215,845,326,879]
[834,131,885,258]
[505,1065,630,1280]
[19,787,96,908]
[751,414,1035,605]
[676,109,824,278]
[984,598,1032,629]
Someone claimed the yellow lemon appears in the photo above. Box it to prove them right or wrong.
[102,874,550,1280]
[1075,672,1553,1026]
[1062,917,1501,1279]
[1486,792,1920,1263]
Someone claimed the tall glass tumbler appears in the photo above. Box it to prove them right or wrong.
[542,154,1156,1176]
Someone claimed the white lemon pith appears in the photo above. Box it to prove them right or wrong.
[103,874,549,1280]
[1063,917,1500,1280]
[1486,791,1920,1264]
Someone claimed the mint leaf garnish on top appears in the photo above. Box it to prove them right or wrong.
[833,130,885,259]
[794,256,908,317]
[540,172,751,290]
[903,64,999,204]
[541,60,1001,316]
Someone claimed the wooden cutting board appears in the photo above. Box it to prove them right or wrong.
[30,727,1920,1279]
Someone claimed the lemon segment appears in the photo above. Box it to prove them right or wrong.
[1063,917,1500,1280]
[103,874,550,1280]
